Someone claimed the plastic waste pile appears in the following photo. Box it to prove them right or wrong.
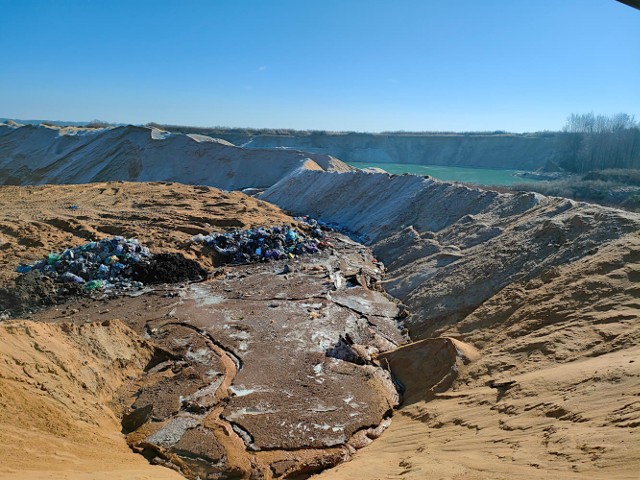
[191,223,331,265]
[294,215,368,244]
[15,236,150,291]
[293,215,336,238]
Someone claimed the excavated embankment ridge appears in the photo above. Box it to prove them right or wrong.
[0,123,351,189]
[263,170,640,479]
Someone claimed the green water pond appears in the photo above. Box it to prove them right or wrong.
[345,161,537,186]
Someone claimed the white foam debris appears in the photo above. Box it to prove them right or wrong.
[185,378,224,402]
[229,330,250,340]
[144,416,199,448]
[172,337,189,347]
[186,347,212,364]
[311,331,335,351]
[301,302,323,309]
[225,407,278,421]
[228,385,260,397]
[188,284,224,306]
[311,404,338,413]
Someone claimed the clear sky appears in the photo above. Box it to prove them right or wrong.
[1,0,638,132]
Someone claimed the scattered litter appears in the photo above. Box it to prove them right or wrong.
[191,223,330,265]
[294,215,369,245]
[15,265,32,274]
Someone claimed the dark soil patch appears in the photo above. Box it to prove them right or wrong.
[0,270,84,315]
[132,253,208,284]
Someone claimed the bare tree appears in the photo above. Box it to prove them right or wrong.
[558,113,640,172]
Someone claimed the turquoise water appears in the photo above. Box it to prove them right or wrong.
[345,161,535,186]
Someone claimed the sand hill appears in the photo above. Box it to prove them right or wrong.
[0,131,638,479]
[0,122,350,189]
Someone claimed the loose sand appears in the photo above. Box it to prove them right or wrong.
[0,177,638,479]
[265,170,640,479]
[0,319,184,480]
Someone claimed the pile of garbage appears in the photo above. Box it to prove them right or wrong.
[294,215,367,244]
[15,237,150,291]
[191,223,331,265]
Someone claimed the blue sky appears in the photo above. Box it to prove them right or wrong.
[1,0,638,132]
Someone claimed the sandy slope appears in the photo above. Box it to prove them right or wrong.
[0,123,351,189]
[263,170,640,479]
[317,346,639,480]
[0,319,183,480]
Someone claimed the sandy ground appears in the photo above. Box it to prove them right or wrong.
[0,181,294,284]
[317,345,639,480]
[1,180,638,479]
[0,319,183,480]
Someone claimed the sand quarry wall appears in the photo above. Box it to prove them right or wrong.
[0,123,350,189]
[263,169,640,336]
[208,131,570,170]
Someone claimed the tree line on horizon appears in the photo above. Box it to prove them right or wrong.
[557,112,640,172]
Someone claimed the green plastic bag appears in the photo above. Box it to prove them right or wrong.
[47,253,61,265]
[84,280,104,291]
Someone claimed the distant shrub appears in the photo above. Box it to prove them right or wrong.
[85,119,113,128]
[510,171,640,212]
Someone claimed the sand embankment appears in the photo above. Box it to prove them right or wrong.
[0,123,350,189]
[193,130,569,170]
[263,169,640,479]
[0,319,184,480]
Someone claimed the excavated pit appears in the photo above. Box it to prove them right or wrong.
[1,173,639,479]
[23,230,406,479]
